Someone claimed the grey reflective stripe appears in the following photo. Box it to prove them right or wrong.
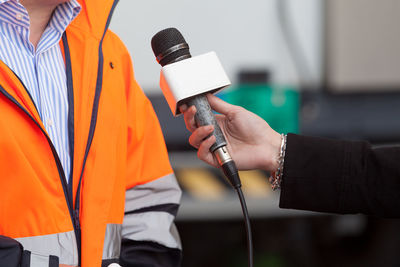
[15,230,78,266]
[124,173,181,213]
[123,173,182,249]
[102,224,122,260]
[30,253,51,267]
[122,211,182,250]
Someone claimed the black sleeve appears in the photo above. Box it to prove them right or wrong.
[279,133,400,218]
[119,239,182,267]
[0,235,23,267]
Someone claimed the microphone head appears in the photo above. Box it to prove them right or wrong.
[151,28,191,66]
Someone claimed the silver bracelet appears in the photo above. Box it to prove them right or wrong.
[269,133,287,190]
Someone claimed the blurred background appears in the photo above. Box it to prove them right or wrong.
[110,0,400,266]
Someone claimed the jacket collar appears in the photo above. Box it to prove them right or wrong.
[72,0,118,39]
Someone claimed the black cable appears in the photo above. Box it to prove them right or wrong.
[221,160,253,267]
[236,186,254,267]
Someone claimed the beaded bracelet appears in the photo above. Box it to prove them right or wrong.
[268,134,287,190]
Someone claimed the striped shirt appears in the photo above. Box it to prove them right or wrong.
[0,0,81,183]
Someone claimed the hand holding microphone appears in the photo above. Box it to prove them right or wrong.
[150,27,281,175]
[180,93,282,173]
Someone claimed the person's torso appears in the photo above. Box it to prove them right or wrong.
[0,0,130,265]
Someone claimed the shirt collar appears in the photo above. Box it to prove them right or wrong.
[49,0,82,34]
[0,0,81,33]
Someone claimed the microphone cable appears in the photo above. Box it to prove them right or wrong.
[221,160,253,267]
[236,183,253,267]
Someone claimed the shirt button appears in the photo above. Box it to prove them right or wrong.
[15,13,23,21]
[47,118,54,127]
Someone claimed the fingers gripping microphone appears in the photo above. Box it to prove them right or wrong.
[151,28,241,189]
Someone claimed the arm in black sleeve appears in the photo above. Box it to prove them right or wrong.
[279,133,400,218]
[0,235,22,267]
[0,235,36,267]
[0,236,60,267]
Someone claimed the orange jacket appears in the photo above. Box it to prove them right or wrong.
[0,0,181,266]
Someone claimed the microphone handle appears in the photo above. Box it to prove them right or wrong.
[185,94,226,152]
[185,94,241,188]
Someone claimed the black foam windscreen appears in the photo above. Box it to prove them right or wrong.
[151,28,191,66]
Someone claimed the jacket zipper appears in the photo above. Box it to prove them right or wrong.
[70,1,119,252]
[61,33,81,263]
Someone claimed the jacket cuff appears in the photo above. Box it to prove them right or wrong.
[119,239,182,267]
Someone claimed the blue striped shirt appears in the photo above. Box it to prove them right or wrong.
[0,0,81,183]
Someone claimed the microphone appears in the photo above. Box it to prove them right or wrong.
[151,28,254,267]
[151,28,240,189]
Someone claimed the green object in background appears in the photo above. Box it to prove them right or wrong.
[218,84,299,134]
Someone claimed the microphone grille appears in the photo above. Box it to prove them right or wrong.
[151,28,191,66]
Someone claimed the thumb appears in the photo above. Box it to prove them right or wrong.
[206,93,236,115]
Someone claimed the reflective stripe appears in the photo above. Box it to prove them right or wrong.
[123,173,182,249]
[125,173,181,213]
[102,224,122,260]
[30,253,51,267]
[15,230,78,266]
[122,211,182,250]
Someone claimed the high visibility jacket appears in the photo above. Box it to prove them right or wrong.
[0,0,182,266]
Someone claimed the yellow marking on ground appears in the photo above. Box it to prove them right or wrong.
[177,168,227,200]
[239,170,271,197]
